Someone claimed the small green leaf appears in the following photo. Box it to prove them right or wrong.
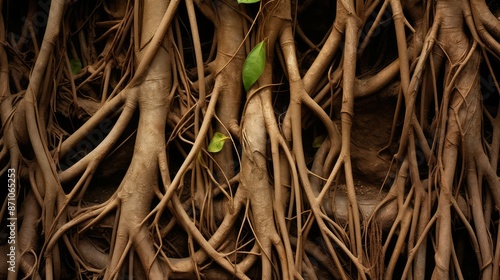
[242,40,266,92]
[237,0,260,3]
[70,58,82,75]
[312,135,326,148]
[197,151,207,167]
[208,132,229,153]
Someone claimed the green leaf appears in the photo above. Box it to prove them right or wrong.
[242,40,266,92]
[208,132,229,153]
[237,0,260,4]
[197,151,207,167]
[70,58,82,75]
[312,135,326,148]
